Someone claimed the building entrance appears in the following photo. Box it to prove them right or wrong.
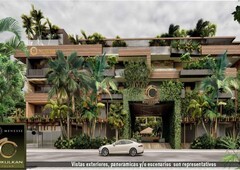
[129,101,174,143]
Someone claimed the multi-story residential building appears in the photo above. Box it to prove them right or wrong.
[15,29,240,148]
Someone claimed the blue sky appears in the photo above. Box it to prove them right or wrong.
[0,0,240,41]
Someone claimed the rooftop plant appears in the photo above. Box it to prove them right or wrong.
[112,36,127,47]
[187,18,216,37]
[79,30,108,46]
[21,5,60,40]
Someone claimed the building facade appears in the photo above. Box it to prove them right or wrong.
[15,30,240,148]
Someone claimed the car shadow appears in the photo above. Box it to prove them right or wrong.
[99,154,143,157]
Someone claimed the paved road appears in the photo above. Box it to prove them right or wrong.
[26,149,240,170]
[27,149,234,162]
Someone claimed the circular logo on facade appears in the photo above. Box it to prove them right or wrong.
[143,85,159,105]
[30,47,38,56]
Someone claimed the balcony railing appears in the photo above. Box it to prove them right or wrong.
[27,68,49,78]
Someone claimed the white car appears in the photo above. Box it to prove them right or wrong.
[99,139,144,156]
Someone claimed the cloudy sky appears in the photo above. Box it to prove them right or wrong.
[1,0,240,41]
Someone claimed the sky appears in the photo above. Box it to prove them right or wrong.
[0,0,240,42]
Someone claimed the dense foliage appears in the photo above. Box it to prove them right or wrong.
[0,54,25,122]
[191,134,240,149]
[54,134,113,149]
[123,60,150,88]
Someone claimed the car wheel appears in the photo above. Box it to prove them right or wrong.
[101,148,109,156]
[129,148,137,157]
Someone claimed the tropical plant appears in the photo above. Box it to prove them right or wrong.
[84,54,117,138]
[187,93,212,135]
[112,36,127,47]
[149,35,167,46]
[80,30,108,46]
[200,52,239,137]
[44,99,68,138]
[232,6,240,24]
[21,5,60,40]
[0,17,28,56]
[187,18,216,37]
[68,34,79,45]
[0,54,25,122]
[47,50,93,139]
[108,102,127,140]
[124,60,151,88]
[107,55,118,68]
[190,134,216,149]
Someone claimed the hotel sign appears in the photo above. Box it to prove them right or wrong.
[30,46,56,56]
[0,124,26,169]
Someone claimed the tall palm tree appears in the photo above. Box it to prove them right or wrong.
[21,14,34,40]
[200,52,239,137]
[85,54,117,137]
[30,4,46,40]
[47,50,93,139]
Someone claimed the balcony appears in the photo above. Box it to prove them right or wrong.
[201,45,240,55]
[15,44,102,58]
[25,93,48,103]
[28,39,60,46]
[150,69,179,79]
[180,69,212,77]
[103,46,170,56]
[27,68,49,78]
[180,68,237,78]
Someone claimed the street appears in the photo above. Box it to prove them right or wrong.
[26,149,240,170]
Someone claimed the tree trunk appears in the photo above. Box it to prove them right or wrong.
[201,118,208,135]
[115,128,118,141]
[67,100,70,140]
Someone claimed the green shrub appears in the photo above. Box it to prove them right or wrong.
[190,134,216,149]
[216,136,240,149]
[54,135,114,149]
[54,137,72,149]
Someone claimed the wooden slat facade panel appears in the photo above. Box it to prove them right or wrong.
[118,48,151,56]
[25,93,48,103]
[202,45,240,55]
[225,68,237,77]
[15,45,102,57]
[150,70,180,79]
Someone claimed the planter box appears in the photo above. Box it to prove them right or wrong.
[171,48,200,56]
[101,93,123,100]
[115,69,124,78]
[180,69,212,77]
[28,39,60,45]
[149,46,170,55]
[103,68,115,76]
[27,68,49,78]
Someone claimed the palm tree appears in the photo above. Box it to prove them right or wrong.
[188,19,216,37]
[44,99,68,138]
[0,17,21,40]
[21,14,34,40]
[187,94,211,135]
[108,102,127,140]
[200,52,239,137]
[232,6,240,24]
[46,18,59,40]
[30,4,46,40]
[84,54,117,138]
[47,50,93,139]
[0,17,28,56]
